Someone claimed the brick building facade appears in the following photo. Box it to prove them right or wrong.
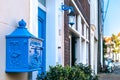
[64,0,90,66]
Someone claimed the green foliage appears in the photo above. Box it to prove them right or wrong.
[37,63,98,80]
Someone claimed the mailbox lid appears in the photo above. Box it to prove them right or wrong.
[6,19,35,38]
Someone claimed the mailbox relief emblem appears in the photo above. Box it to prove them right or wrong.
[29,38,42,69]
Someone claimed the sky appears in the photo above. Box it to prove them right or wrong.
[104,0,120,37]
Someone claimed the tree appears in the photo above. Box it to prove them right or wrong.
[111,34,120,54]
[104,33,120,61]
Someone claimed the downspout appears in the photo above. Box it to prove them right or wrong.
[88,1,91,66]
[97,0,100,73]
[89,20,91,65]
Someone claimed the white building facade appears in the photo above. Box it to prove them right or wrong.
[0,0,65,80]
[0,0,103,79]
[90,0,98,74]
[90,0,104,74]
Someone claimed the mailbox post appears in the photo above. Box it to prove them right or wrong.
[6,19,43,72]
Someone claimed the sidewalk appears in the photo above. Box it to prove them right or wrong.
[98,62,120,80]
[98,73,120,80]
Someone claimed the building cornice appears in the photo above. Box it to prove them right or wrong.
[71,0,89,27]
[90,24,96,31]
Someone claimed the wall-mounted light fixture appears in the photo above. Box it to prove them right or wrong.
[62,4,75,26]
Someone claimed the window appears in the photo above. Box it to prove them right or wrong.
[86,42,89,64]
[38,0,46,6]
[81,19,84,36]
[76,15,78,30]
[86,27,89,39]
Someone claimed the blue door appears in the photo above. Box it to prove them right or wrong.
[38,8,46,73]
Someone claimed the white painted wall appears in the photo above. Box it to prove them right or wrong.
[30,0,65,78]
[55,0,64,65]
[75,38,81,64]
[90,29,95,73]
[94,41,98,74]
[0,0,30,80]
[91,30,98,74]
[0,0,65,79]
[46,0,56,69]
[78,16,84,63]
[30,0,65,71]
[46,0,64,70]
[29,0,38,37]
[82,24,87,64]
[90,0,98,40]
[90,0,98,74]
[29,0,46,79]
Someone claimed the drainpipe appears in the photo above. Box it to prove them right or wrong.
[97,0,101,73]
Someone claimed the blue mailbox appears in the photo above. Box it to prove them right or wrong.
[6,19,43,72]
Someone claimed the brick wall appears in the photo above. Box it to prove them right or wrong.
[64,0,70,66]
[74,0,90,25]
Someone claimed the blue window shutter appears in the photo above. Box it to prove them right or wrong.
[38,8,46,73]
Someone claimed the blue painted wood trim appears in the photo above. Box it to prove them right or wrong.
[38,7,46,73]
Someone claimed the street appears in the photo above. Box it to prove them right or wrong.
[98,62,120,80]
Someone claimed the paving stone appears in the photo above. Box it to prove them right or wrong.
[98,65,120,80]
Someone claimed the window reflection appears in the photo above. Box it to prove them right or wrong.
[38,0,46,6]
